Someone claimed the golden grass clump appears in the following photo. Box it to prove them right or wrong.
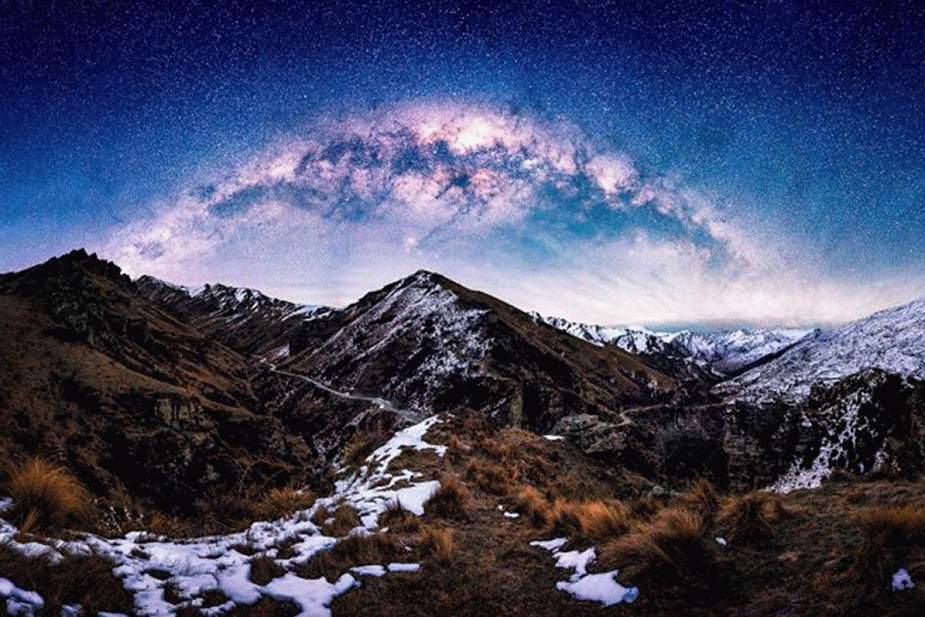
[717,491,788,544]
[676,478,721,524]
[426,475,470,520]
[514,485,555,528]
[600,506,712,585]
[249,487,315,522]
[550,498,632,542]
[419,525,456,564]
[465,460,512,495]
[5,458,91,533]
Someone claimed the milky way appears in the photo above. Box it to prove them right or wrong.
[1,1,923,326]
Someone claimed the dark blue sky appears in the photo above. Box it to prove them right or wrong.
[1,1,923,325]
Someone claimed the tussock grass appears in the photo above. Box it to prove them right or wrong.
[717,491,788,544]
[313,504,362,536]
[249,487,315,522]
[600,506,713,585]
[380,499,421,534]
[514,485,554,528]
[0,542,133,614]
[5,458,91,533]
[426,475,469,520]
[550,498,632,542]
[676,478,721,524]
[295,533,401,581]
[249,555,286,585]
[465,460,512,495]
[419,525,456,564]
[855,505,925,582]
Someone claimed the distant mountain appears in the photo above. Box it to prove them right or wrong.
[137,276,329,358]
[536,314,812,377]
[720,296,925,403]
[282,270,679,431]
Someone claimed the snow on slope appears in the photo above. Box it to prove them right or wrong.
[536,314,811,374]
[0,416,447,616]
[724,296,925,403]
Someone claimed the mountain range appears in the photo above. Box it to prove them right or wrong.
[1,249,924,616]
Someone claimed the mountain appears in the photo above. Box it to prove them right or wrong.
[719,296,925,402]
[536,314,811,377]
[0,250,321,518]
[281,271,680,431]
[136,276,329,358]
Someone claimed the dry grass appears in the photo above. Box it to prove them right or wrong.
[600,506,712,585]
[249,487,315,522]
[380,499,422,534]
[513,485,555,528]
[855,505,925,582]
[717,491,789,544]
[249,555,286,585]
[4,458,91,533]
[419,525,455,564]
[676,478,721,524]
[549,498,632,542]
[465,460,512,495]
[313,504,362,536]
[296,533,402,581]
[225,598,300,616]
[426,475,470,520]
[0,542,133,614]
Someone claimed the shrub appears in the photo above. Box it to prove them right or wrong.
[717,491,788,544]
[249,555,286,585]
[419,525,455,564]
[550,498,632,541]
[600,506,712,585]
[380,499,421,534]
[426,475,469,520]
[5,458,91,532]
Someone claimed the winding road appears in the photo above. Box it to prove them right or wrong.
[266,362,425,422]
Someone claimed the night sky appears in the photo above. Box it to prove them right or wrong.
[2,0,923,327]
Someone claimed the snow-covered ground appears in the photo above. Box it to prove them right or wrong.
[0,417,447,617]
[530,538,639,606]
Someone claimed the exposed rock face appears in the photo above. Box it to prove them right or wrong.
[555,369,925,491]
[284,270,680,432]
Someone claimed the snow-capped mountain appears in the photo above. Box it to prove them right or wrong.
[136,276,329,357]
[721,296,925,402]
[283,270,676,427]
[536,314,812,375]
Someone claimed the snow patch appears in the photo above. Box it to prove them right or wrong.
[531,538,638,606]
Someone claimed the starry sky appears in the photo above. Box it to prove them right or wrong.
[1,0,923,328]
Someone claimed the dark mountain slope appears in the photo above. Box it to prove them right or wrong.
[283,270,680,431]
[0,250,319,519]
[136,275,328,358]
